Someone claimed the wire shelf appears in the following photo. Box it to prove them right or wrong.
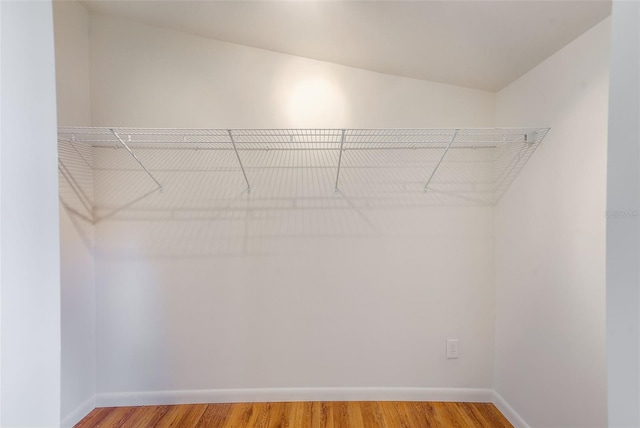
[58,127,549,223]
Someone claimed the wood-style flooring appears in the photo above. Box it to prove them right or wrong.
[75,401,513,427]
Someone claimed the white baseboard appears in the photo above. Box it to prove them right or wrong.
[492,391,530,428]
[96,387,493,408]
[61,395,96,428]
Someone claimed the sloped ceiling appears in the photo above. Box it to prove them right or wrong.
[81,0,611,91]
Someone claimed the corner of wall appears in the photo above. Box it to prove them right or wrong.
[54,0,97,425]
[61,395,95,428]
[491,391,530,428]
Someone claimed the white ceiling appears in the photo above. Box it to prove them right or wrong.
[80,0,611,92]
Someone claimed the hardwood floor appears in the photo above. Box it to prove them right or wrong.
[75,401,513,427]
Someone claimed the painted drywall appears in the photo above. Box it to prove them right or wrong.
[54,0,91,127]
[606,2,640,426]
[494,17,610,428]
[0,1,62,426]
[89,14,495,129]
[53,2,96,426]
[88,14,498,400]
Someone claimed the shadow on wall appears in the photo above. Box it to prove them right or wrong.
[59,130,541,259]
[59,138,94,250]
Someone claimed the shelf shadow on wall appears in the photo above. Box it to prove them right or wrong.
[59,139,95,250]
[87,146,507,259]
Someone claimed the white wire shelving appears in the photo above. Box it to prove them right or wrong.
[58,127,549,223]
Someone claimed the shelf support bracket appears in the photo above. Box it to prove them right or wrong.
[228,129,251,193]
[525,130,537,144]
[67,134,93,170]
[334,129,346,194]
[423,129,458,192]
[111,129,164,193]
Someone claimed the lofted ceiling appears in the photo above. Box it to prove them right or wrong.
[80,0,611,92]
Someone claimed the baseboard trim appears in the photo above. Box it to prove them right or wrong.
[96,387,493,408]
[492,391,530,428]
[61,395,96,428]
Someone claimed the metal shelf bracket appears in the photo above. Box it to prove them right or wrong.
[334,129,346,194]
[111,129,164,193]
[423,129,458,193]
[228,129,252,193]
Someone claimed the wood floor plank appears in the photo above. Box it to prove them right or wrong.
[75,401,514,428]
[155,405,186,427]
[260,402,287,428]
[250,402,271,428]
[311,401,333,428]
[74,407,112,428]
[380,401,412,428]
[405,401,436,427]
[286,401,312,427]
[194,403,232,428]
[345,401,364,427]
[358,401,385,428]
[457,403,493,427]
[451,402,487,427]
[239,402,261,427]
[335,401,352,427]
[110,405,171,427]
[474,403,514,428]
[165,404,209,427]
[434,401,469,428]
[225,402,255,428]
[175,404,209,428]
[95,406,136,427]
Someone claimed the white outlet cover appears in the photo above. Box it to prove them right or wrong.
[446,339,459,359]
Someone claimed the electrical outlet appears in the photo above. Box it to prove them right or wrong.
[446,339,459,359]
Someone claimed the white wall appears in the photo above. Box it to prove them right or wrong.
[493,18,610,428]
[53,1,96,426]
[89,14,494,129]
[87,14,498,403]
[0,1,62,426]
[606,2,640,426]
[54,0,91,127]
